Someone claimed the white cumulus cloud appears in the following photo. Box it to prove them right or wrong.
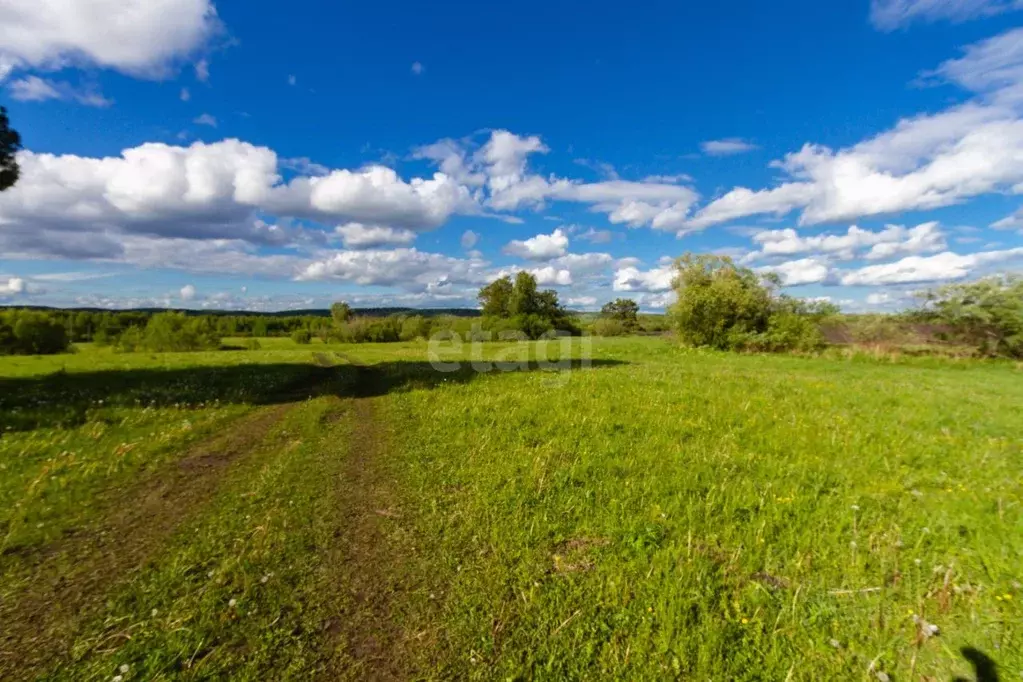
[297,248,491,290]
[613,264,675,293]
[334,223,417,249]
[503,228,569,261]
[0,0,222,80]
[0,277,26,295]
[684,29,1023,232]
[0,139,483,258]
[840,247,1023,285]
[747,222,946,262]
[415,130,700,230]
[758,258,831,286]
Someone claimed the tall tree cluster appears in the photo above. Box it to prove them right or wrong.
[477,272,576,338]
[0,106,21,192]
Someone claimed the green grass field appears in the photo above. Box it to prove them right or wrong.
[1,337,1020,680]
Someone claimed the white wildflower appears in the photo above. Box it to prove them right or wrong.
[913,615,940,638]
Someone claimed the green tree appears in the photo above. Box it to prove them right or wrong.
[400,315,431,340]
[601,298,640,330]
[536,289,566,321]
[291,329,312,344]
[509,271,540,316]
[591,318,628,337]
[0,321,15,354]
[331,301,353,325]
[477,272,577,339]
[668,253,824,352]
[669,254,772,349]
[8,312,70,354]
[917,275,1023,357]
[124,312,221,352]
[478,277,514,317]
[0,106,20,192]
[73,311,94,341]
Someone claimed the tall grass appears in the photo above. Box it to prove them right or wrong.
[379,338,1023,679]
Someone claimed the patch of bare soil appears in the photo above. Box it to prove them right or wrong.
[552,537,610,574]
[321,372,410,681]
[0,404,293,681]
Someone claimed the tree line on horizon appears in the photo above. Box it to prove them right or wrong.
[2,110,1019,358]
[2,260,1021,357]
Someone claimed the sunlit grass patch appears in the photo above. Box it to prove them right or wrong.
[1,336,1020,680]
[378,338,1023,680]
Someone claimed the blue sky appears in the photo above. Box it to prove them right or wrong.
[2,0,1023,312]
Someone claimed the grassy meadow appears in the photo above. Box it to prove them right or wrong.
[1,336,1021,680]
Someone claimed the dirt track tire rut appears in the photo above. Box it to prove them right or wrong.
[0,403,293,680]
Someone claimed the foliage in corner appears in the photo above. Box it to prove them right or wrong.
[914,275,1023,358]
[0,106,21,192]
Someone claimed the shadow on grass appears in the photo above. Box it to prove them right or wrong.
[0,356,626,432]
[953,647,999,682]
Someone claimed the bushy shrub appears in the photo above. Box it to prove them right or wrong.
[513,313,555,340]
[637,314,670,333]
[117,312,221,353]
[667,254,832,353]
[762,310,824,352]
[916,275,1023,357]
[477,272,579,339]
[429,315,476,339]
[591,318,628,337]
[326,316,404,343]
[847,315,912,346]
[291,329,312,344]
[480,315,521,338]
[600,299,639,331]
[400,315,431,341]
[0,311,71,355]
